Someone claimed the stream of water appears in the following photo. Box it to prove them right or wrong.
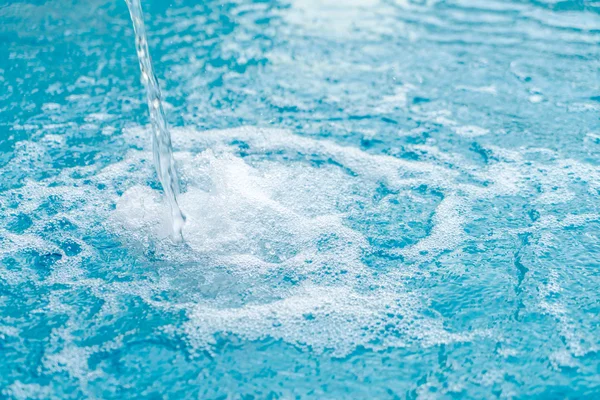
[125,0,185,241]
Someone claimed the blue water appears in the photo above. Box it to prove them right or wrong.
[1,0,599,398]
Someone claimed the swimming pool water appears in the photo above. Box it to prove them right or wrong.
[1,0,599,398]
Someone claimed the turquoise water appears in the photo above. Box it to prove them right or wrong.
[1,0,600,398]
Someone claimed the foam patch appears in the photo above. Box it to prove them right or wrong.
[2,126,598,360]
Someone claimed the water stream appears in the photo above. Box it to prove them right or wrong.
[125,0,185,242]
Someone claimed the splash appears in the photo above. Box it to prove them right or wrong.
[125,0,185,241]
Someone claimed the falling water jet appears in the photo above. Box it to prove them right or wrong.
[125,0,185,242]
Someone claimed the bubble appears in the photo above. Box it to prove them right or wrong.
[452,125,489,138]
[2,127,598,361]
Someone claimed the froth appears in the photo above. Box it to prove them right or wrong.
[3,126,598,359]
[112,126,489,355]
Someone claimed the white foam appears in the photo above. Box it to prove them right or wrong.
[395,195,466,261]
[452,125,489,138]
[3,126,599,359]
[111,127,496,354]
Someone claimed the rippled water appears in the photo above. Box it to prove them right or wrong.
[1,0,599,398]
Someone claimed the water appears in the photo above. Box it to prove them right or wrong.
[125,0,185,241]
[1,0,599,398]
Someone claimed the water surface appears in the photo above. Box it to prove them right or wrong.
[0,0,599,398]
